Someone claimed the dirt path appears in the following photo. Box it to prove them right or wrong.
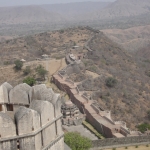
[44,58,67,76]
[85,70,99,78]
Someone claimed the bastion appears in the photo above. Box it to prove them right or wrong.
[0,82,64,150]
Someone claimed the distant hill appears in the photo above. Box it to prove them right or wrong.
[87,0,150,21]
[0,2,111,25]
[1,0,150,37]
[41,2,111,21]
[102,25,150,52]
[0,5,65,24]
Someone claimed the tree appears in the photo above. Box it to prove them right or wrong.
[14,60,23,70]
[23,66,31,75]
[64,132,92,150]
[105,77,117,88]
[23,77,36,86]
[137,123,150,133]
[36,65,48,80]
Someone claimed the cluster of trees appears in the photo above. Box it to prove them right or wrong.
[14,60,48,86]
[64,132,92,150]
[137,123,150,133]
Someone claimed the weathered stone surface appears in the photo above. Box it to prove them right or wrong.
[29,85,55,103]
[15,83,31,93]
[29,84,47,101]
[0,112,16,138]
[30,100,56,146]
[2,82,13,93]
[15,106,42,150]
[0,112,17,150]
[9,84,31,104]
[0,140,17,150]
[15,106,40,135]
[30,100,54,125]
[0,85,9,103]
[51,93,62,119]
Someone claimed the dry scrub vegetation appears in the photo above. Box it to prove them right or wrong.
[0,27,150,130]
[80,32,150,129]
[0,27,92,65]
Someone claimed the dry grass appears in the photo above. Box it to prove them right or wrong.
[0,27,92,65]
[102,25,150,52]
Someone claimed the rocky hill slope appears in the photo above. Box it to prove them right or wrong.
[0,27,150,129]
[0,27,92,65]
[102,25,150,52]
[80,32,150,128]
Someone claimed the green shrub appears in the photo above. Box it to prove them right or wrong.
[137,123,150,133]
[23,66,31,75]
[64,132,92,150]
[105,77,117,88]
[23,77,36,86]
[135,145,138,148]
[125,146,128,149]
[36,65,48,80]
[14,60,23,70]
[146,144,149,147]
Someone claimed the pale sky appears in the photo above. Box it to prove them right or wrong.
[0,0,116,7]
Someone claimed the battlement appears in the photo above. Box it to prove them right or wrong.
[0,82,64,150]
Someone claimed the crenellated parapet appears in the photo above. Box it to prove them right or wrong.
[0,82,64,150]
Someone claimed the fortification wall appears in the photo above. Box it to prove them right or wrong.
[53,74,114,137]
[52,73,142,140]
[92,135,150,149]
[0,83,64,150]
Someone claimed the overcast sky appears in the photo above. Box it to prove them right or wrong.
[0,0,116,7]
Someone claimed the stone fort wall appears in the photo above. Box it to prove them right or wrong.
[53,71,150,149]
[0,82,64,150]
[91,135,150,149]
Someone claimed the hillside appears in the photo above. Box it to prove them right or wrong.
[102,25,150,52]
[87,0,150,21]
[136,43,150,60]
[0,27,92,65]
[72,31,150,129]
[0,27,150,129]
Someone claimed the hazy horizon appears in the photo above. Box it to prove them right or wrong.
[0,0,116,7]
